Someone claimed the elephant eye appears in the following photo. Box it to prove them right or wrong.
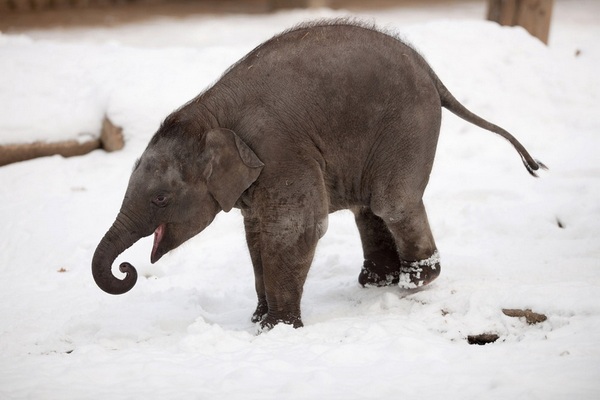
[153,194,169,207]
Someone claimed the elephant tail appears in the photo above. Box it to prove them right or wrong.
[435,77,547,177]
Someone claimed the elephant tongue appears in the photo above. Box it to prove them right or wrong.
[151,224,165,262]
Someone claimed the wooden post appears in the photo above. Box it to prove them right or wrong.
[487,0,554,44]
[269,0,330,10]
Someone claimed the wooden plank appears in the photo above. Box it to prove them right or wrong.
[487,0,554,44]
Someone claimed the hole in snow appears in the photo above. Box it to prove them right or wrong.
[467,333,499,345]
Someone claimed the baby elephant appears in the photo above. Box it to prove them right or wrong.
[92,20,544,329]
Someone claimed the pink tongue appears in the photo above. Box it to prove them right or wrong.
[151,224,165,260]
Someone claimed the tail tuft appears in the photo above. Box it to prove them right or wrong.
[524,158,548,178]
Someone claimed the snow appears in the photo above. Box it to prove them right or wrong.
[1,1,599,399]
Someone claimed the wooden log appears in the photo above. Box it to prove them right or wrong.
[487,0,554,44]
[0,116,123,167]
[0,139,101,167]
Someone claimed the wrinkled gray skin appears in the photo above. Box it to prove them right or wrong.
[92,21,545,329]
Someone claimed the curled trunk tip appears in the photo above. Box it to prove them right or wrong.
[92,258,138,295]
[91,225,139,295]
[92,239,138,295]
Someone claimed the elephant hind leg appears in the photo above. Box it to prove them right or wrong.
[381,200,441,289]
[354,203,441,289]
[353,206,402,287]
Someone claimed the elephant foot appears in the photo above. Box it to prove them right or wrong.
[358,249,405,287]
[252,298,303,330]
[358,250,441,289]
[397,250,441,290]
[251,297,269,323]
[358,259,401,287]
[260,315,304,331]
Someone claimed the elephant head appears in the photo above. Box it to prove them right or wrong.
[92,125,264,295]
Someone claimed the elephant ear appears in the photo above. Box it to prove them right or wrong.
[204,128,264,212]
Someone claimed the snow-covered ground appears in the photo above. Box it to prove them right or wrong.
[1,1,599,399]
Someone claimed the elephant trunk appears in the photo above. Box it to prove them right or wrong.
[92,213,141,295]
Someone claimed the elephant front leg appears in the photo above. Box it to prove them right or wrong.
[245,211,318,328]
[250,162,328,329]
[259,226,319,329]
[257,198,328,329]
[243,214,269,323]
